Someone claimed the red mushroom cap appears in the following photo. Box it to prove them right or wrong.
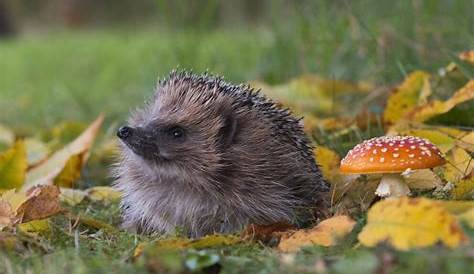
[340,136,445,174]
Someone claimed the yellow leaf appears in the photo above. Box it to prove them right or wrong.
[358,197,468,250]
[64,211,118,233]
[18,219,51,235]
[410,80,474,122]
[86,186,121,203]
[440,200,474,215]
[24,115,104,189]
[450,172,474,199]
[190,234,240,249]
[0,141,27,190]
[53,153,85,188]
[60,188,87,206]
[278,215,356,252]
[134,234,240,257]
[458,131,474,153]
[443,147,473,183]
[252,75,372,118]
[383,71,430,125]
[314,146,341,184]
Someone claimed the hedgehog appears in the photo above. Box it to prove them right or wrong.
[113,71,329,237]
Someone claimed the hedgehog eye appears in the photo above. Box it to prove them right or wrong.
[168,126,185,139]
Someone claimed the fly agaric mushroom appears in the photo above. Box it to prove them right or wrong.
[339,136,445,197]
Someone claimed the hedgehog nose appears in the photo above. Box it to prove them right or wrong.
[117,126,133,139]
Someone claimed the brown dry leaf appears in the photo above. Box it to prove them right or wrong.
[402,169,443,190]
[24,115,104,189]
[17,185,62,223]
[241,222,296,243]
[358,197,468,250]
[459,50,474,64]
[331,175,378,215]
[409,80,474,122]
[0,141,27,190]
[278,215,356,252]
[383,71,430,125]
[0,200,13,229]
[0,185,61,229]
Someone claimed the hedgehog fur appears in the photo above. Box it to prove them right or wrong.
[112,71,329,237]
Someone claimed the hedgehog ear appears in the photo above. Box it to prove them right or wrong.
[219,113,238,148]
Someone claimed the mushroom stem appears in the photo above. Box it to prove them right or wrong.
[375,173,410,198]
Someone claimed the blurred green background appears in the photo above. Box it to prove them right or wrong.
[0,0,473,129]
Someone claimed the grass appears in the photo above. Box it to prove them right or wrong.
[1,1,473,129]
[1,0,473,273]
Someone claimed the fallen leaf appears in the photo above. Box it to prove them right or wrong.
[135,234,240,257]
[383,71,430,125]
[86,186,121,203]
[440,200,474,215]
[0,185,61,229]
[443,147,473,183]
[358,197,468,250]
[278,215,356,252]
[450,172,474,199]
[53,153,85,188]
[402,169,443,190]
[24,138,49,168]
[18,219,51,235]
[64,211,118,233]
[459,50,474,65]
[0,141,27,190]
[458,131,474,153]
[0,200,13,229]
[314,146,341,184]
[59,188,87,206]
[241,222,295,243]
[409,80,474,122]
[17,185,62,223]
[24,115,104,189]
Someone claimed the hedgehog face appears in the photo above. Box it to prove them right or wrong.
[117,87,237,177]
[116,122,189,162]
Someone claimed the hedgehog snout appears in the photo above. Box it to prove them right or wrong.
[117,126,133,140]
